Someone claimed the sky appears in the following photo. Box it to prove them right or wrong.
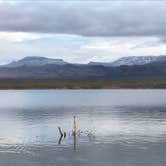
[0,0,166,64]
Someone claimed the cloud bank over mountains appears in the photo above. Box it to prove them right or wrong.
[0,1,166,39]
[0,0,166,64]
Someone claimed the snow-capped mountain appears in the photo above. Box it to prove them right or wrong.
[89,55,166,67]
[5,56,67,67]
[111,56,159,66]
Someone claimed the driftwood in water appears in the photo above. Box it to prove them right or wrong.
[58,127,63,137]
[58,116,77,150]
[58,135,63,144]
[73,115,77,135]
[73,116,77,151]
[73,131,76,151]
[58,127,66,144]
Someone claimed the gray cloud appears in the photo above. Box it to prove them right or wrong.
[0,1,166,38]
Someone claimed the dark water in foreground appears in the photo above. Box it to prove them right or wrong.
[0,90,166,166]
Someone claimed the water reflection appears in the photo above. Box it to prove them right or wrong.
[0,106,166,145]
[58,135,63,145]
[73,132,76,151]
[0,90,165,166]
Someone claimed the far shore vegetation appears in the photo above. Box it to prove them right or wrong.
[0,78,166,89]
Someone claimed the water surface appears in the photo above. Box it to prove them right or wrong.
[0,90,166,166]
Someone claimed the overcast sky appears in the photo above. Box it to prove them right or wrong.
[0,0,166,64]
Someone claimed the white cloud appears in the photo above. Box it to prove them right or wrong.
[78,37,166,62]
[81,41,135,50]
[0,32,52,42]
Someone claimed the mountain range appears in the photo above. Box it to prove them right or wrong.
[5,55,166,68]
[0,55,166,79]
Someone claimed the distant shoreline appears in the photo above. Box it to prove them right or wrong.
[0,78,166,89]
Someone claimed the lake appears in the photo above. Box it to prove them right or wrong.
[0,89,166,166]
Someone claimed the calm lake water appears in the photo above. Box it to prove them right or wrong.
[0,90,166,166]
